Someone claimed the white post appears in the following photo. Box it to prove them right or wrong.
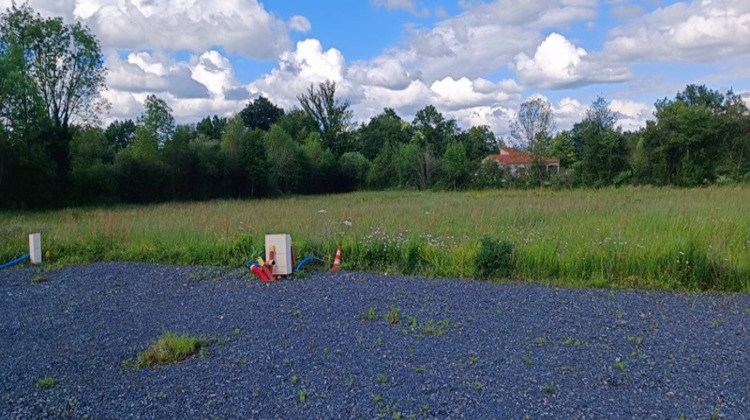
[29,233,42,264]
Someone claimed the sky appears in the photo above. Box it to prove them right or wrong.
[3,0,749,135]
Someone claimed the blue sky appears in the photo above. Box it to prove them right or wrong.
[4,0,749,135]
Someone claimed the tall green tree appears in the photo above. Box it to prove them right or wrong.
[240,96,284,131]
[264,125,302,194]
[442,140,469,189]
[574,96,627,186]
[297,80,353,156]
[1,3,106,129]
[641,85,726,186]
[138,94,175,147]
[460,125,497,164]
[411,105,459,157]
[510,97,555,154]
[104,119,136,152]
[196,115,226,140]
[356,108,411,160]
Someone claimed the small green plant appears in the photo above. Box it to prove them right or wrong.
[614,358,627,371]
[474,235,515,280]
[298,388,308,403]
[469,356,478,365]
[407,316,418,328]
[125,331,207,369]
[362,306,379,321]
[36,376,58,389]
[534,337,546,344]
[420,405,430,416]
[521,355,533,365]
[31,275,49,284]
[414,366,424,374]
[291,375,299,384]
[233,327,241,335]
[540,384,554,394]
[377,374,389,384]
[386,305,401,324]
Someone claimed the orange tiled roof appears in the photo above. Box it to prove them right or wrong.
[488,147,559,165]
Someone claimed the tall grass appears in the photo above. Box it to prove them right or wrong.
[2,186,748,292]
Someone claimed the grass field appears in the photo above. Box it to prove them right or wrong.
[2,186,749,292]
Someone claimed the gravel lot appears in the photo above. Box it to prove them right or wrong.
[1,262,748,419]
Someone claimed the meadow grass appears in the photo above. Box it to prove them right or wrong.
[1,186,749,292]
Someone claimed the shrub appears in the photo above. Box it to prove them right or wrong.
[474,236,515,280]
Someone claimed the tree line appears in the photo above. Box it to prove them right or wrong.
[2,4,749,209]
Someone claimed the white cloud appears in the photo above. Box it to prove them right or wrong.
[250,39,351,110]
[190,50,242,97]
[430,76,522,110]
[514,33,630,89]
[605,0,750,63]
[349,57,412,90]
[514,33,588,88]
[515,32,630,89]
[370,0,428,17]
[288,15,311,33]
[81,0,291,59]
[610,99,653,132]
[445,105,515,137]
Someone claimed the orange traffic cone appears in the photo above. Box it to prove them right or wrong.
[331,245,342,271]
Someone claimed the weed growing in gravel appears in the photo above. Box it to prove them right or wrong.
[31,275,49,284]
[540,384,554,394]
[36,376,58,389]
[376,374,389,384]
[298,388,308,403]
[386,305,401,324]
[124,331,208,369]
[614,358,627,371]
[521,355,534,365]
[362,306,378,321]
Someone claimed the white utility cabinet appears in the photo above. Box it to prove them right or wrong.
[265,234,292,275]
[29,233,42,264]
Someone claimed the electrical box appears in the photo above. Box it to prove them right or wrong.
[29,233,42,264]
[265,234,292,275]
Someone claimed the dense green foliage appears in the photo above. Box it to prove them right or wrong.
[474,236,515,280]
[1,5,749,210]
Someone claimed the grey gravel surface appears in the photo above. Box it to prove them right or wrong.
[1,262,748,419]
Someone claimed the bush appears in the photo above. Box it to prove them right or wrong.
[474,236,515,280]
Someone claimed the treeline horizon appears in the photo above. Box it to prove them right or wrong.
[2,4,749,210]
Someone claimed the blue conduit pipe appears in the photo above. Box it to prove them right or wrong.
[0,254,30,269]
[296,256,325,271]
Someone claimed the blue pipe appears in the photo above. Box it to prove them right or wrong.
[0,254,30,269]
[296,256,325,271]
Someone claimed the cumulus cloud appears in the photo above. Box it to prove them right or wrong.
[103,49,253,123]
[349,57,412,90]
[610,99,653,132]
[514,33,630,89]
[250,39,351,110]
[430,76,522,110]
[79,0,291,59]
[605,0,750,63]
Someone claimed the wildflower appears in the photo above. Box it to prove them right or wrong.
[343,219,352,227]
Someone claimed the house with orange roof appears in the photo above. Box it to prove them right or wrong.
[485,147,560,178]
